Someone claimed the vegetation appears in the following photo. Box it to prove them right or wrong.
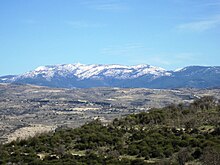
[1,96,220,164]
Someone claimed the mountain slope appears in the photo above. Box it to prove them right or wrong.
[150,66,220,88]
[1,64,220,88]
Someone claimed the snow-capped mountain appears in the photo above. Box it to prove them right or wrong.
[13,63,170,80]
[1,64,220,88]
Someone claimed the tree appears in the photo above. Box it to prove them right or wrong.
[201,146,220,165]
[177,148,191,165]
[55,145,66,157]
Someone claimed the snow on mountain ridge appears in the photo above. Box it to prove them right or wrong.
[13,63,170,80]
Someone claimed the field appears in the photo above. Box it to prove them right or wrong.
[1,83,220,143]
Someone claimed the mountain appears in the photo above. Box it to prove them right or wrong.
[149,66,220,88]
[1,64,220,88]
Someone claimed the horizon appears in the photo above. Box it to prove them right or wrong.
[1,62,220,76]
[1,0,220,75]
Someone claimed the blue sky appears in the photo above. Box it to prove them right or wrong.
[1,0,220,75]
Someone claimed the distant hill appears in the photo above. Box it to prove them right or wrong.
[1,64,220,88]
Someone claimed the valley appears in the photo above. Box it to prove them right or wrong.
[1,83,220,144]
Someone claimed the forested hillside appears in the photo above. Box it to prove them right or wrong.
[1,96,220,165]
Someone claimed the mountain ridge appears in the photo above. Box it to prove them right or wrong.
[1,63,220,88]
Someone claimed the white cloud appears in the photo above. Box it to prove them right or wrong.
[21,19,37,24]
[144,52,197,68]
[177,15,220,32]
[81,0,129,11]
[175,52,196,60]
[201,2,220,7]
[101,43,146,56]
[148,57,171,65]
[66,21,106,28]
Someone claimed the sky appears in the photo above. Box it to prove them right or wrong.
[0,0,220,75]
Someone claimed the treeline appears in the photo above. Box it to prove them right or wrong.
[0,96,220,164]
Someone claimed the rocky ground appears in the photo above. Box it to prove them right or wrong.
[1,83,220,143]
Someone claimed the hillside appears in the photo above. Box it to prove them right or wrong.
[1,83,220,144]
[1,96,220,164]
